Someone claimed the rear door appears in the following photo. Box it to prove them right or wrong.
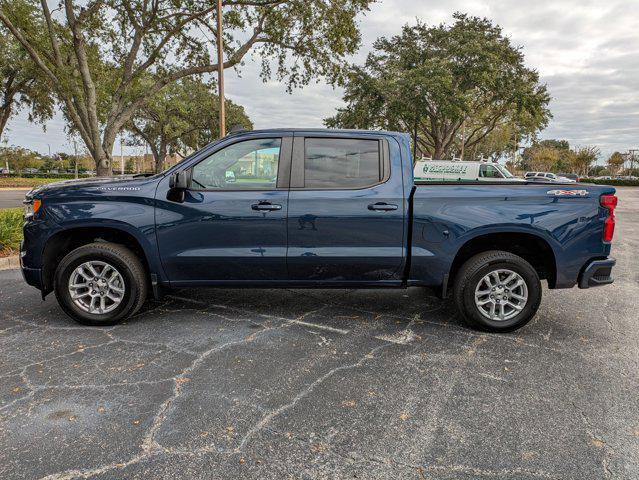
[286,133,406,283]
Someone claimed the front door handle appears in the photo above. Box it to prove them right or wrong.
[251,202,282,211]
[368,202,398,211]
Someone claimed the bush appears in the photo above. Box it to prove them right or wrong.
[2,172,94,179]
[0,208,23,256]
[581,178,639,187]
[0,177,66,188]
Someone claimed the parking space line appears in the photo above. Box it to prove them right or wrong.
[288,319,350,334]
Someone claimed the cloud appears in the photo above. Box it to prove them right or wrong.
[5,0,638,160]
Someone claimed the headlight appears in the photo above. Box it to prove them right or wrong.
[23,198,41,219]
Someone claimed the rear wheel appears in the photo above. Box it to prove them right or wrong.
[453,250,542,332]
[54,242,147,326]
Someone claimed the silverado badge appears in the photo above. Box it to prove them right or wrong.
[547,189,589,196]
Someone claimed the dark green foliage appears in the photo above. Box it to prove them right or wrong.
[326,13,551,160]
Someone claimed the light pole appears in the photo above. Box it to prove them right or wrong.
[73,138,78,179]
[216,0,226,138]
[120,137,125,175]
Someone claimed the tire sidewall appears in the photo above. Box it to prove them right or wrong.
[55,249,139,325]
[461,259,541,331]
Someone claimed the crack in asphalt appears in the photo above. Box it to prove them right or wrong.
[234,342,392,452]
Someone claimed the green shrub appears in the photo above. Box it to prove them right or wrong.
[0,208,23,255]
[3,173,94,179]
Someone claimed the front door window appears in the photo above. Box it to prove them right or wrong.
[191,138,281,190]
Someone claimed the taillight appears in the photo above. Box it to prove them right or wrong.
[600,194,618,242]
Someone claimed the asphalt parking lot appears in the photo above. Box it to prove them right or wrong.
[1,188,637,480]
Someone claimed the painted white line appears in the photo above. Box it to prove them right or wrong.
[289,319,350,335]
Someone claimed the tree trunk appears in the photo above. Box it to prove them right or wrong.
[155,143,166,173]
[0,105,12,141]
[95,151,113,177]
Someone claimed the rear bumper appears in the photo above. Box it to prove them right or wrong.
[578,257,615,289]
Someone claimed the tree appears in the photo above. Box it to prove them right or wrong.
[127,78,252,173]
[521,139,571,171]
[589,165,609,177]
[0,0,373,176]
[465,121,520,162]
[0,145,41,170]
[571,146,599,176]
[528,145,560,172]
[0,27,53,141]
[326,13,551,160]
[607,152,625,175]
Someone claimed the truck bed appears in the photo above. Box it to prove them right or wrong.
[408,182,615,289]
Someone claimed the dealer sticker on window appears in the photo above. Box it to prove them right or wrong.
[547,189,589,196]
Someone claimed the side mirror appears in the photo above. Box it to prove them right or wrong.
[168,170,190,203]
[169,170,190,190]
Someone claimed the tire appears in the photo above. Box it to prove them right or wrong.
[453,250,542,332]
[54,242,148,326]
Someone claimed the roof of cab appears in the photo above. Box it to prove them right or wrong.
[228,128,408,139]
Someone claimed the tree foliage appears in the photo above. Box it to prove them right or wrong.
[0,0,373,175]
[326,13,551,160]
[521,139,599,175]
[126,77,252,173]
[0,26,54,141]
[607,152,625,174]
[571,146,599,176]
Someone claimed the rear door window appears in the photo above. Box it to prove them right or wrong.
[303,138,382,189]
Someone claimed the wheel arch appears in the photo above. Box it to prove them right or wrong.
[41,223,158,295]
[448,231,558,291]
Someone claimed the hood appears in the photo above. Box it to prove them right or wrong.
[26,174,157,199]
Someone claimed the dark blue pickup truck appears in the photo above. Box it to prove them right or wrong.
[20,129,618,332]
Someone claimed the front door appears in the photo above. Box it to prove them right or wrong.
[286,134,406,283]
[155,135,291,284]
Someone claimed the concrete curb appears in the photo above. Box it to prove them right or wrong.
[0,255,20,270]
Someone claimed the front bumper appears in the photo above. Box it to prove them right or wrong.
[20,240,44,290]
[578,257,615,289]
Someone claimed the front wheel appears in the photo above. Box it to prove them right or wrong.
[54,242,148,326]
[453,251,542,332]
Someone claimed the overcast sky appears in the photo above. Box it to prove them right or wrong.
[4,0,638,160]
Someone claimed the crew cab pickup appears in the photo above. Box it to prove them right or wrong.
[21,129,617,331]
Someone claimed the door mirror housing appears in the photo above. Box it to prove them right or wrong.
[168,170,191,202]
[169,170,190,190]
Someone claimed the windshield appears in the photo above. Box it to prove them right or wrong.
[496,164,514,178]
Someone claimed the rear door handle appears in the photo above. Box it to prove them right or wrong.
[251,202,282,211]
[368,202,398,211]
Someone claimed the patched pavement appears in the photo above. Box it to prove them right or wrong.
[1,189,638,480]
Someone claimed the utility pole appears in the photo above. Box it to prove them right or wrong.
[629,149,638,175]
[73,138,78,179]
[459,120,466,160]
[120,137,125,175]
[216,0,226,138]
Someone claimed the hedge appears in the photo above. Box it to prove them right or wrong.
[581,178,639,187]
[2,173,94,179]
